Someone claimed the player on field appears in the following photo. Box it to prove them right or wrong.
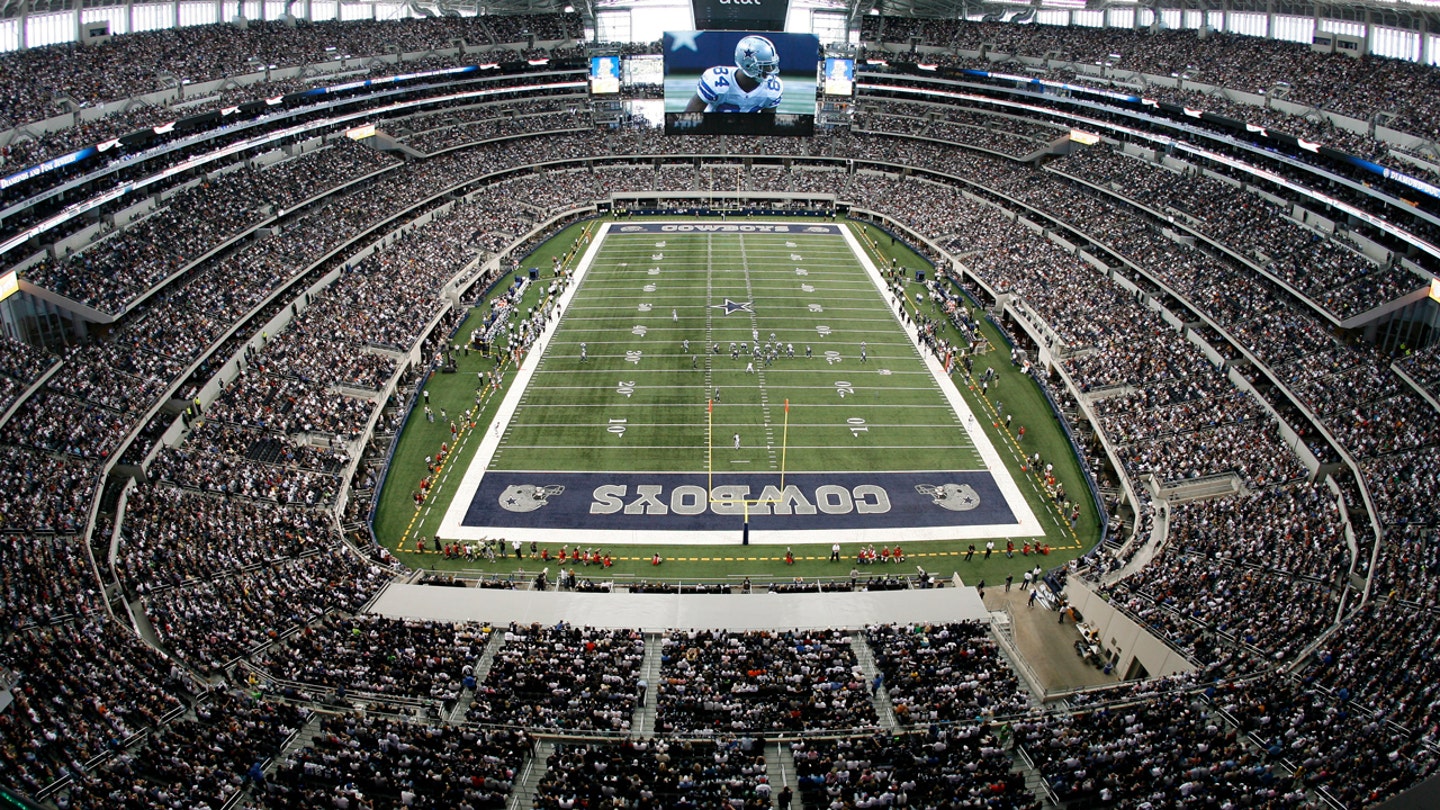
[685,35,783,114]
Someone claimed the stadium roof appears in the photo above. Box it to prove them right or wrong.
[0,0,1436,39]
[0,0,581,22]
[840,0,1440,32]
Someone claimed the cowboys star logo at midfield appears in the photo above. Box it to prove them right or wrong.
[710,298,754,315]
[916,483,982,511]
[498,484,565,513]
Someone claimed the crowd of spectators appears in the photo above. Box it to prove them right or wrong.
[128,142,564,508]
[854,99,1065,159]
[402,96,590,155]
[865,621,1032,724]
[1363,450,1440,563]
[535,739,774,810]
[60,690,306,810]
[0,444,97,532]
[859,17,1440,142]
[927,139,1440,497]
[1054,147,1423,321]
[261,714,527,809]
[8,108,1416,536]
[1303,598,1438,734]
[0,334,57,411]
[0,53,508,173]
[250,614,484,705]
[1220,676,1432,808]
[0,390,131,461]
[147,437,343,506]
[872,48,1440,189]
[1169,485,1350,580]
[0,533,102,629]
[1396,343,1440,402]
[656,629,878,734]
[115,483,337,595]
[1101,484,1350,664]
[0,139,433,534]
[0,14,582,132]
[791,727,1038,810]
[20,141,401,314]
[0,62,571,226]
[466,623,644,730]
[2,11,1432,184]
[1015,689,1305,807]
[865,146,1313,487]
[143,546,388,674]
[0,618,191,792]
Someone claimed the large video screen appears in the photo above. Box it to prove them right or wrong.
[590,56,621,95]
[823,57,854,96]
[663,31,818,136]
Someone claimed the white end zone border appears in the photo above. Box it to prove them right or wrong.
[438,221,1044,545]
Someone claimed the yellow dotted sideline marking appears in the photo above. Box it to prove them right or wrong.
[400,224,597,548]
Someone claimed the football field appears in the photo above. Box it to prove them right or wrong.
[439,222,1042,544]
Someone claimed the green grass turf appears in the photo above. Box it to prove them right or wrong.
[492,228,982,474]
[373,217,1102,587]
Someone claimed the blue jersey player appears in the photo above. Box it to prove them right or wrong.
[685,35,783,114]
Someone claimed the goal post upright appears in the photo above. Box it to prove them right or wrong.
[705,398,793,546]
[780,398,789,493]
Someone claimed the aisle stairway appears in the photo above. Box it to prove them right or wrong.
[848,634,899,731]
[446,628,506,723]
[765,740,797,807]
[506,738,554,810]
[630,631,664,736]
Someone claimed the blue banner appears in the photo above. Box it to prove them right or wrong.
[1,146,97,190]
[463,471,1020,532]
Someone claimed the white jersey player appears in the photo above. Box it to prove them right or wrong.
[685,35,783,114]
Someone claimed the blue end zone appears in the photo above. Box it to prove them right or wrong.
[465,471,1018,532]
[609,223,843,235]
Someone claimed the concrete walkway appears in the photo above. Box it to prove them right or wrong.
[982,588,1118,695]
[368,583,989,630]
